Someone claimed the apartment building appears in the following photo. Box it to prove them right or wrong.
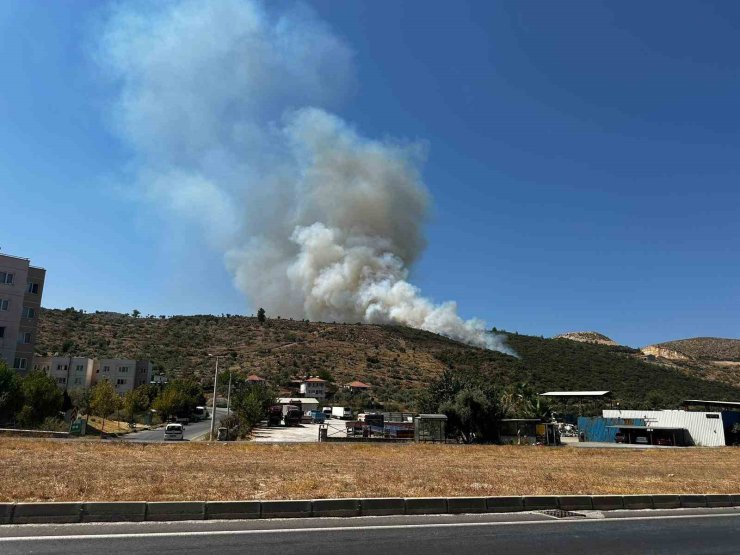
[0,253,45,375]
[35,356,152,395]
[92,358,153,395]
[34,356,95,390]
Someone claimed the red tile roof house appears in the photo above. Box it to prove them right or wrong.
[246,374,266,385]
[300,376,327,399]
[345,380,372,394]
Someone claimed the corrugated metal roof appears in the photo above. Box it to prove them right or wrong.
[682,400,740,408]
[540,391,610,397]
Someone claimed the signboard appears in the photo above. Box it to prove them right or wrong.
[69,419,86,436]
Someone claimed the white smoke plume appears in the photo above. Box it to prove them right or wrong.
[97,0,512,354]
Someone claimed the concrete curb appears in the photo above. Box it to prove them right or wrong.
[82,502,147,522]
[2,494,738,525]
[12,502,82,524]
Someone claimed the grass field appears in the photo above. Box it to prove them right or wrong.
[1,440,738,502]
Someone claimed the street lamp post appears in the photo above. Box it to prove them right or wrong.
[209,355,220,441]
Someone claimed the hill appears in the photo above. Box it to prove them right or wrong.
[644,338,740,362]
[35,308,740,409]
[553,331,618,346]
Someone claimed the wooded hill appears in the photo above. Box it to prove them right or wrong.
[36,308,740,409]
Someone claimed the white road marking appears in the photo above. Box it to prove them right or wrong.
[0,512,737,542]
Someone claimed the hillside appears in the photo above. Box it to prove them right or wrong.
[645,338,740,361]
[35,308,740,408]
[553,331,618,346]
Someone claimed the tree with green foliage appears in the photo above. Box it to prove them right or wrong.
[228,375,276,436]
[131,309,141,318]
[0,361,24,424]
[89,380,122,435]
[257,307,266,323]
[420,369,505,443]
[152,379,203,422]
[16,371,63,428]
[122,385,150,424]
[69,387,92,423]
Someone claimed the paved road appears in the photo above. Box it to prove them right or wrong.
[0,509,737,554]
[118,408,228,442]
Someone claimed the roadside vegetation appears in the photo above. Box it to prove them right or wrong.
[36,308,740,410]
[0,439,737,502]
[0,361,208,434]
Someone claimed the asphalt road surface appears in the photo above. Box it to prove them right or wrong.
[118,408,228,442]
[0,508,737,554]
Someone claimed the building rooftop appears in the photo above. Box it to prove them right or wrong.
[304,377,327,383]
[681,399,740,409]
[246,374,265,381]
[277,397,320,404]
[540,391,611,397]
[346,380,371,388]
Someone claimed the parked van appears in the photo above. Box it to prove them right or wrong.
[164,423,184,441]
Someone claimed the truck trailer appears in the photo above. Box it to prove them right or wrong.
[331,406,353,420]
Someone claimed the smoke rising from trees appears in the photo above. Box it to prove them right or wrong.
[97,0,512,354]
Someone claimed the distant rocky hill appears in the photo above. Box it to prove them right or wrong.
[554,331,618,346]
[643,338,740,362]
[35,308,740,408]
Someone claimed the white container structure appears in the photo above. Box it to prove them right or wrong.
[603,409,725,447]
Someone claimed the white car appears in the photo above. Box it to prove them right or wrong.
[164,423,184,441]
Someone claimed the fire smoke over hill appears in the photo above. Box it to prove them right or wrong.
[98,0,512,354]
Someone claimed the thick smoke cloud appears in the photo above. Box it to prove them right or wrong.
[98,0,512,354]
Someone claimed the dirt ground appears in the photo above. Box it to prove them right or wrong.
[0,439,737,502]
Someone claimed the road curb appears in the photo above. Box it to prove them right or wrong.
[12,502,82,524]
[3,494,738,525]
[82,502,147,522]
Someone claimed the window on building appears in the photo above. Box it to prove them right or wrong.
[0,272,13,285]
[0,327,4,338]
[117,378,127,385]
[57,364,67,371]
[13,358,27,370]
[22,307,35,319]
[57,377,66,384]
[27,282,39,294]
[76,364,83,372]
[0,299,8,311]
[74,378,82,385]
[103,366,110,372]
[119,366,129,373]
[19,332,31,344]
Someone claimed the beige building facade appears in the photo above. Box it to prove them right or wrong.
[35,356,152,395]
[0,253,45,375]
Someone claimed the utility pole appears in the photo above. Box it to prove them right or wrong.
[209,355,220,441]
[226,370,233,417]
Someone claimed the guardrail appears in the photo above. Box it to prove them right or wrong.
[1,494,737,524]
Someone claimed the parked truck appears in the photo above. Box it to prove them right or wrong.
[332,406,353,420]
[267,405,283,426]
[284,406,303,426]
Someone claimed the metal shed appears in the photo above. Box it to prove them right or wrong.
[603,409,726,447]
[414,414,447,443]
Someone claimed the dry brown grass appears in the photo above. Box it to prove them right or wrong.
[0,439,738,502]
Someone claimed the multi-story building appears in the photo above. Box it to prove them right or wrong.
[33,356,95,390]
[0,253,45,376]
[34,356,152,395]
[300,376,327,400]
[92,358,153,395]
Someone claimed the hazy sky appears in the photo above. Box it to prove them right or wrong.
[2,1,738,347]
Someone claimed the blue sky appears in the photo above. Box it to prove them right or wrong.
[2,1,738,347]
